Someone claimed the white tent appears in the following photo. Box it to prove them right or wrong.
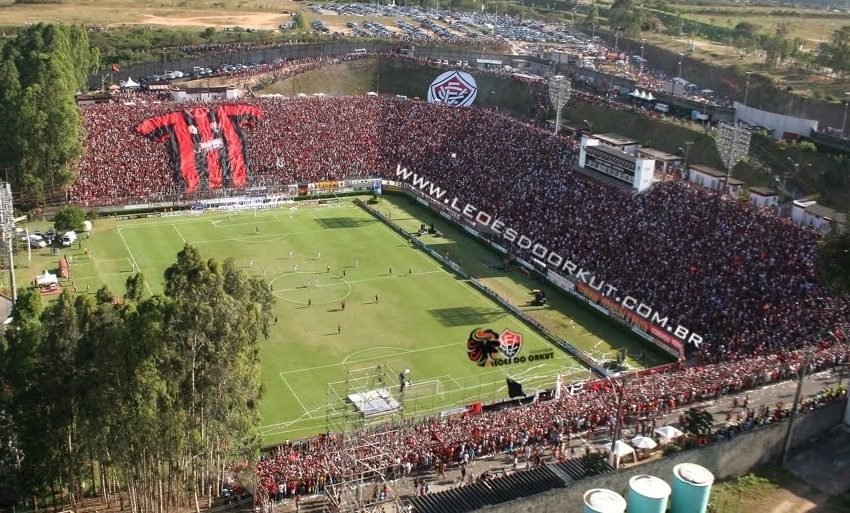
[645,92,655,101]
[631,435,658,450]
[630,89,640,97]
[654,425,685,439]
[36,270,58,286]
[611,440,636,467]
[120,76,140,88]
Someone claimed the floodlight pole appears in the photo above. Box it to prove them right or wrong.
[608,374,627,468]
[781,351,811,465]
[724,127,738,196]
[548,75,571,135]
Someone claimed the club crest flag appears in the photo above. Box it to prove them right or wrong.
[427,71,478,107]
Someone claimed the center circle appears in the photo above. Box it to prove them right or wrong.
[269,272,352,305]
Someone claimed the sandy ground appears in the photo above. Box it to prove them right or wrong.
[131,13,286,30]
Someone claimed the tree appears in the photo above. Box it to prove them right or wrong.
[816,228,850,293]
[817,25,850,74]
[53,204,86,232]
[582,2,599,33]
[124,272,146,302]
[607,0,643,35]
[732,21,761,53]
[762,25,792,68]
[0,24,98,200]
[2,246,274,511]
[681,407,714,438]
[737,185,751,204]
[667,12,683,37]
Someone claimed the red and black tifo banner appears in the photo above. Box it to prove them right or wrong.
[136,104,263,193]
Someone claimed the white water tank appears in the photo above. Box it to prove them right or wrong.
[583,488,627,513]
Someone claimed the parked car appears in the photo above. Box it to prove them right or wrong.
[29,234,47,249]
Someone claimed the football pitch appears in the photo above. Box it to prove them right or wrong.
[18,195,670,443]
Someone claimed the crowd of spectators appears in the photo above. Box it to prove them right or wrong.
[248,343,847,501]
[73,90,850,505]
[74,95,849,361]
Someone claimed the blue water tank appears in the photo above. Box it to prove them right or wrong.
[627,475,671,513]
[671,463,715,513]
[583,488,627,513]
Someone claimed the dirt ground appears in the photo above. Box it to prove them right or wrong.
[130,13,287,30]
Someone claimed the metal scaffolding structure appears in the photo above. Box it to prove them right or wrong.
[0,182,17,302]
[323,364,406,513]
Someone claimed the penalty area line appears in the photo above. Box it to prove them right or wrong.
[117,227,152,296]
[279,373,312,419]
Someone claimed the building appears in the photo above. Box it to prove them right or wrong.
[579,137,655,192]
[749,187,780,210]
[791,200,846,233]
[636,148,682,179]
[594,133,640,154]
[169,86,240,102]
[687,165,744,197]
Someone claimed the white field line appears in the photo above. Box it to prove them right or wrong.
[117,227,153,296]
[172,224,187,243]
[279,374,312,419]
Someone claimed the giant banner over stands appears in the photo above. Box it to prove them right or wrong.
[427,71,478,107]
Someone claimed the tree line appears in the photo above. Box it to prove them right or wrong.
[0,245,275,512]
[0,24,98,205]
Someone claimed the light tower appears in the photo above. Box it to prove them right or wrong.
[548,75,571,135]
[714,122,751,196]
[0,182,16,302]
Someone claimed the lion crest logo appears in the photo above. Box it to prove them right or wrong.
[467,328,523,366]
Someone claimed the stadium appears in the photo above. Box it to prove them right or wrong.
[1,19,849,513]
[45,91,850,507]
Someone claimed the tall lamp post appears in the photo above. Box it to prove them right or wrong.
[743,70,754,105]
[841,92,850,138]
[614,27,622,52]
[677,140,693,180]
[548,75,572,134]
[100,72,113,91]
[608,374,627,469]
[677,53,683,78]
[715,122,752,196]
[639,38,646,76]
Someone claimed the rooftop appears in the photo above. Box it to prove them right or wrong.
[637,148,681,161]
[689,164,726,177]
[596,132,639,147]
[749,186,779,196]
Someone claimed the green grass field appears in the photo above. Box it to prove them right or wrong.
[17,195,668,443]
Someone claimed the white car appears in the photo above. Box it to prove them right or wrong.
[29,234,47,249]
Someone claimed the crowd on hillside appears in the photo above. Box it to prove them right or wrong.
[74,96,849,361]
[247,343,848,501]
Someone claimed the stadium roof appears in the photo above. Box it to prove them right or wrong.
[749,186,779,196]
[403,459,613,513]
[595,132,639,147]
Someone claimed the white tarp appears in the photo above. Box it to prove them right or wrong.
[631,435,658,449]
[654,425,685,439]
[36,271,58,286]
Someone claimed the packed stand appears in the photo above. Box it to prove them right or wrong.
[74,96,849,362]
[248,343,848,500]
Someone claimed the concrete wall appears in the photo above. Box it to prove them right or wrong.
[480,401,846,513]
